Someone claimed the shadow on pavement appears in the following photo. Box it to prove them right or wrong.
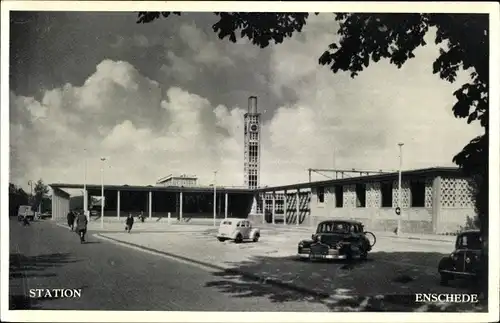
[10,253,81,278]
[205,251,488,312]
[9,295,44,310]
[9,252,82,310]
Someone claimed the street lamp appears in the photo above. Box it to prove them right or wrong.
[83,149,88,218]
[28,180,33,197]
[397,143,404,236]
[28,180,34,213]
[213,171,217,227]
[100,157,106,229]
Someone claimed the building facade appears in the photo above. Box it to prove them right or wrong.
[254,167,476,234]
[51,167,475,234]
[49,184,254,221]
[156,174,198,187]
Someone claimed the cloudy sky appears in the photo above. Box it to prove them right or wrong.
[9,11,483,192]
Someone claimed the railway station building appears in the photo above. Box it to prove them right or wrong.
[255,167,476,234]
[48,97,476,235]
[50,166,475,235]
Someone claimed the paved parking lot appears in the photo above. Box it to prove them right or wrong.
[95,224,484,312]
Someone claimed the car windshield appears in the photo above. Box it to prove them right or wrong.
[317,222,352,233]
[456,233,482,249]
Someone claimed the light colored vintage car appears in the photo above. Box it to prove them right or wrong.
[216,218,260,243]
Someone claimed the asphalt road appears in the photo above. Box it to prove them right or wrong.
[8,217,330,311]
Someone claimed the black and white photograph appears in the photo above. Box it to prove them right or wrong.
[1,1,499,322]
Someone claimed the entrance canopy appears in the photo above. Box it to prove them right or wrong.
[49,183,255,195]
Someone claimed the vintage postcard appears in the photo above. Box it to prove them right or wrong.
[1,1,498,322]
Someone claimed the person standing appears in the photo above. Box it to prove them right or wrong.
[75,211,88,243]
[67,210,75,231]
[125,213,134,233]
[22,214,30,226]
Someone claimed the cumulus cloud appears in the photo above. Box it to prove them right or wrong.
[10,65,246,188]
[9,14,483,192]
[160,21,260,82]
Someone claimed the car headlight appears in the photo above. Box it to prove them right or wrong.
[298,242,304,248]
[337,242,343,249]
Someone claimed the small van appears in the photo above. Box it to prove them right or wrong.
[216,218,260,243]
[18,205,35,221]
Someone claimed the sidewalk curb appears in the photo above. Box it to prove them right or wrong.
[57,219,453,243]
[261,226,453,243]
[375,234,454,243]
[95,233,330,300]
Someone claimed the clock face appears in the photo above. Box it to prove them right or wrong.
[250,124,258,132]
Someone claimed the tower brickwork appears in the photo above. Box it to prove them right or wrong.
[244,96,261,189]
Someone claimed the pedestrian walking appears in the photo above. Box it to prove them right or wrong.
[125,213,134,233]
[67,210,76,231]
[75,211,88,244]
[22,214,30,226]
[140,211,145,223]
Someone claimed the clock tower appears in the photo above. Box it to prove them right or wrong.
[243,96,261,189]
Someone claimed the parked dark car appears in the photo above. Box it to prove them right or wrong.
[438,230,484,286]
[298,220,376,261]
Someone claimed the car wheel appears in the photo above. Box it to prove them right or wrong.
[235,234,243,244]
[253,233,260,242]
[217,237,225,242]
[360,250,368,261]
[345,247,353,261]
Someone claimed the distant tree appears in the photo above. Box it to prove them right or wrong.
[9,183,29,216]
[32,179,49,212]
[137,12,489,295]
[40,197,52,213]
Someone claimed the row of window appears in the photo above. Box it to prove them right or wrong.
[245,116,260,122]
[316,181,427,208]
[163,180,197,187]
[246,169,259,176]
[248,175,259,182]
[247,133,259,140]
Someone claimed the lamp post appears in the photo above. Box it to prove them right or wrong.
[213,171,217,227]
[100,157,106,229]
[28,180,34,213]
[397,143,404,236]
[83,149,88,218]
[28,180,33,198]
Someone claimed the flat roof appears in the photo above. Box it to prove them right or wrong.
[51,186,71,198]
[50,167,467,196]
[257,167,467,192]
[48,183,254,194]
